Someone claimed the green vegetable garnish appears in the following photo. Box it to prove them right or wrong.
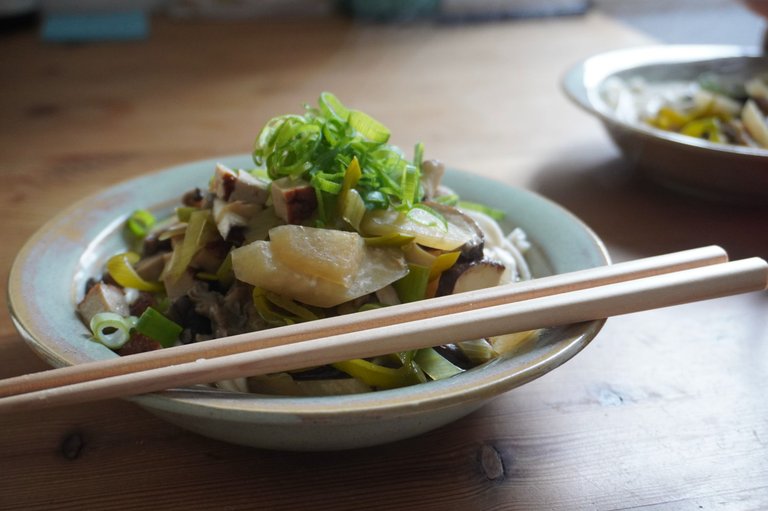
[414,348,464,380]
[106,252,164,292]
[457,200,505,221]
[253,92,423,223]
[393,263,431,303]
[126,209,156,238]
[332,358,424,390]
[134,307,182,348]
[90,312,136,349]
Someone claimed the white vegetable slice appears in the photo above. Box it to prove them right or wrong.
[269,225,364,285]
[361,208,474,251]
[741,100,768,148]
[231,239,407,308]
[745,77,768,101]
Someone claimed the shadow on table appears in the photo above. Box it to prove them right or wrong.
[528,151,768,261]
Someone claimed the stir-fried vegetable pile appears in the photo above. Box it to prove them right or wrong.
[78,93,535,396]
[606,73,768,148]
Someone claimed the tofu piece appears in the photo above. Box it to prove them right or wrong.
[77,282,129,324]
[211,163,269,205]
[270,176,317,224]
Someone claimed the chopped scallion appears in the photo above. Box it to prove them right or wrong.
[106,252,164,292]
[134,307,182,348]
[457,200,505,221]
[126,209,156,239]
[90,312,136,349]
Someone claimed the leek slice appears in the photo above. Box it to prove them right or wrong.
[215,253,235,288]
[680,117,724,143]
[393,263,431,303]
[126,209,155,239]
[457,339,496,365]
[364,233,415,247]
[90,312,136,349]
[319,91,350,122]
[252,287,295,327]
[106,252,164,292]
[163,209,217,282]
[457,200,506,221]
[339,157,365,230]
[428,251,461,281]
[414,348,464,380]
[175,206,196,222]
[348,110,390,143]
[134,307,182,348]
[341,189,366,231]
[332,359,422,390]
[264,291,321,322]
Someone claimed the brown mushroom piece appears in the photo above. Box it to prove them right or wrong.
[420,159,445,200]
[436,259,505,297]
[134,252,167,282]
[212,198,261,240]
[423,201,485,262]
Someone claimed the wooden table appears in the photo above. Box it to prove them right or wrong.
[2,10,767,510]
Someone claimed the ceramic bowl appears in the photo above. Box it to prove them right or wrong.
[8,155,608,451]
[562,44,768,203]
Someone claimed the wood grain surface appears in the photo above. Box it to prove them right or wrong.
[1,11,767,511]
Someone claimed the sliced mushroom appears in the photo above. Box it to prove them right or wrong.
[191,240,230,274]
[211,163,270,205]
[162,260,198,300]
[271,176,318,224]
[212,198,261,240]
[134,252,167,282]
[77,282,129,324]
[420,159,445,200]
[436,259,505,296]
[424,202,485,262]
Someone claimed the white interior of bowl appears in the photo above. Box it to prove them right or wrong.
[8,155,609,420]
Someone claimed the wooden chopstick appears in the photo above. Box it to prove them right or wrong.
[1,255,765,413]
[0,246,727,400]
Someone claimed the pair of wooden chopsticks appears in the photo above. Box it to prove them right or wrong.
[1,246,766,413]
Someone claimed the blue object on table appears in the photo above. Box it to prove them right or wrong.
[41,10,148,42]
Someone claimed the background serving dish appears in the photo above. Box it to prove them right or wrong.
[8,155,608,451]
[562,44,768,203]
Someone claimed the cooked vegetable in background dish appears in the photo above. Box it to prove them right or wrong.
[78,93,536,396]
[602,73,768,148]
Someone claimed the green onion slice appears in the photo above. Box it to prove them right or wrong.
[414,348,464,380]
[363,232,415,247]
[134,307,182,348]
[90,312,135,349]
[126,209,156,238]
[393,263,431,303]
[348,110,390,143]
[406,203,448,230]
[264,291,321,322]
[106,252,164,292]
[457,200,505,221]
[319,91,350,121]
[252,288,295,327]
[332,359,423,390]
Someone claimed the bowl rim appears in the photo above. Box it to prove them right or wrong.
[561,43,768,158]
[8,155,609,420]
